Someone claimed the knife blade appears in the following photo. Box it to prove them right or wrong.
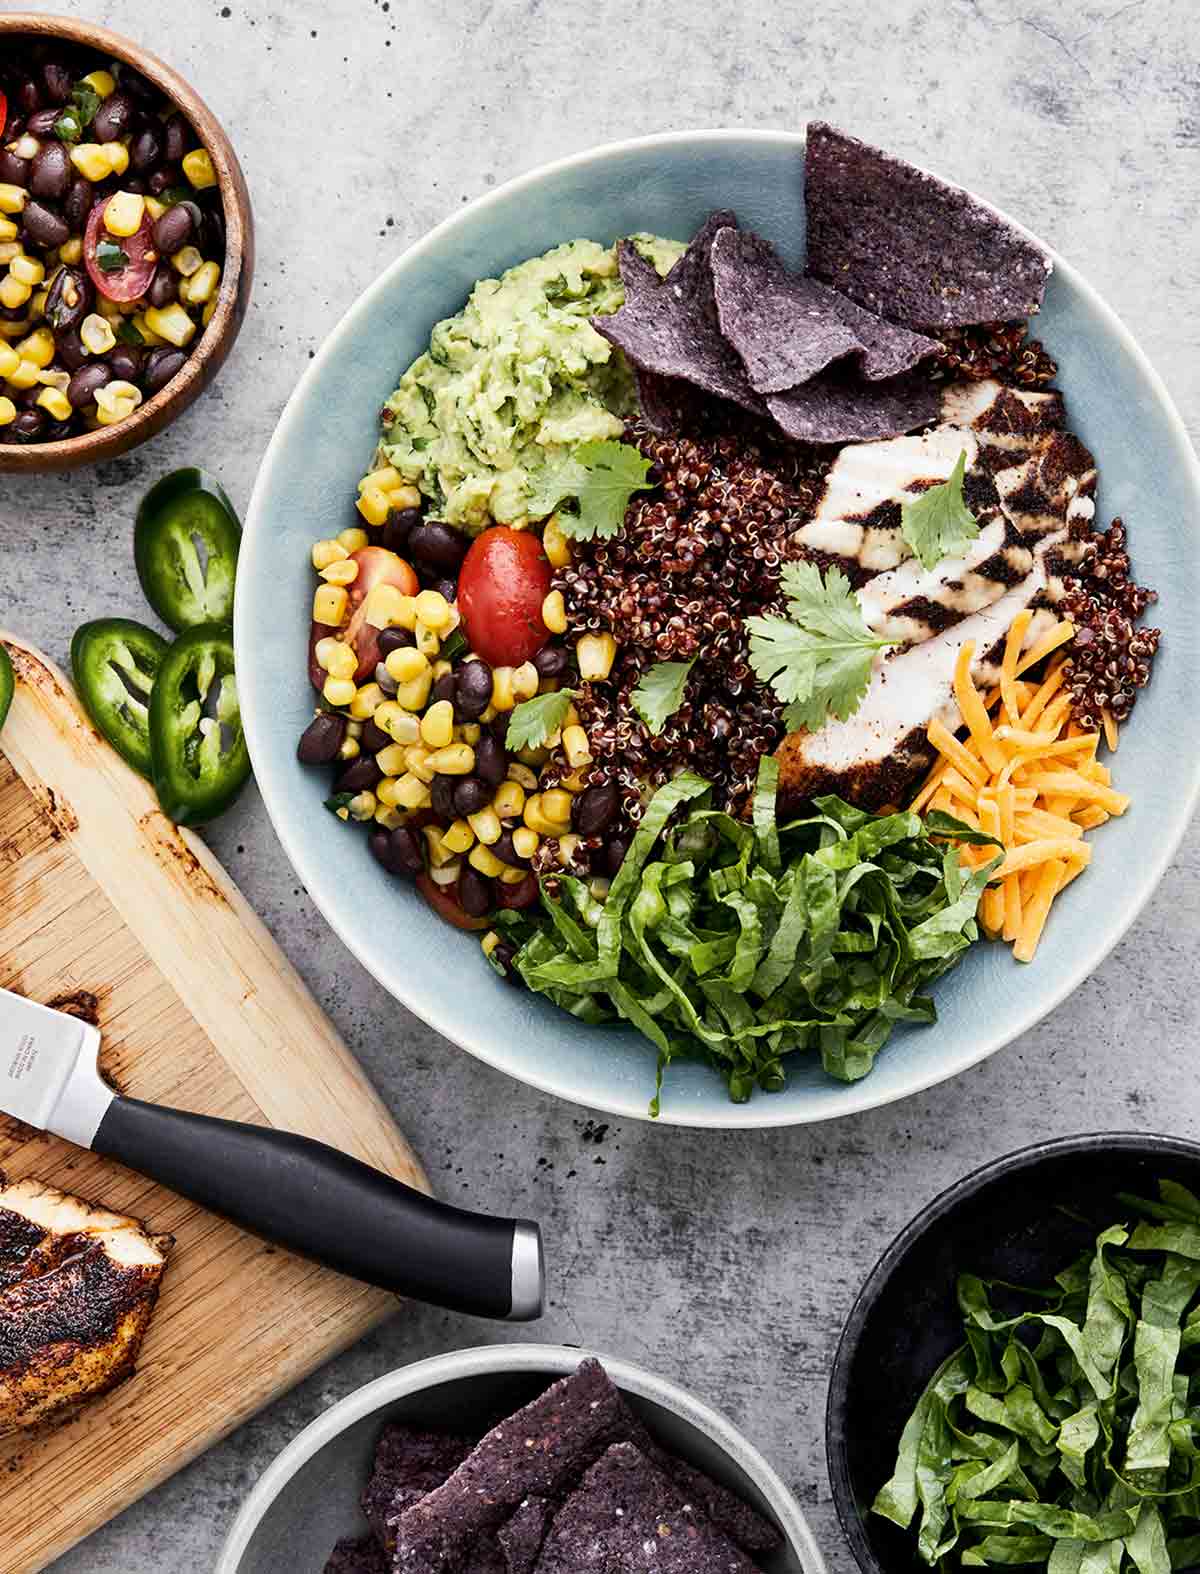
[0,985,543,1321]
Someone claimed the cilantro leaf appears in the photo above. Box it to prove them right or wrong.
[94,240,129,274]
[899,450,979,571]
[526,439,653,541]
[746,561,895,734]
[505,689,577,751]
[70,82,100,127]
[631,658,694,736]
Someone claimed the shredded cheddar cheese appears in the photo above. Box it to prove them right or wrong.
[909,620,1129,963]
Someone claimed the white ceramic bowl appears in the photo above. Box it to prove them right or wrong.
[236,130,1200,1126]
[217,1343,825,1574]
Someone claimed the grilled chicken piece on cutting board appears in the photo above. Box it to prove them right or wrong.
[0,1174,171,1434]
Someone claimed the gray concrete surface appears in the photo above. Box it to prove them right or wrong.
[4,0,1198,1568]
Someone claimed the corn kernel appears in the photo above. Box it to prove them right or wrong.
[413,621,440,658]
[374,803,404,830]
[0,216,17,242]
[426,743,475,776]
[420,699,455,749]
[375,778,403,808]
[103,190,145,238]
[349,682,383,720]
[337,526,370,552]
[104,141,130,176]
[395,671,433,712]
[94,379,143,424]
[414,590,453,633]
[181,259,220,305]
[132,311,165,346]
[338,735,360,761]
[58,235,83,264]
[35,385,71,422]
[143,303,196,348]
[429,859,463,887]
[0,275,31,310]
[10,254,45,287]
[79,312,117,355]
[359,584,407,629]
[0,242,18,267]
[562,724,593,769]
[376,705,421,745]
[0,396,15,427]
[172,244,204,277]
[16,326,53,367]
[422,825,456,867]
[404,745,436,784]
[7,357,41,389]
[37,368,69,393]
[512,826,540,860]
[442,819,475,855]
[540,788,573,824]
[389,482,423,510]
[543,514,572,568]
[576,632,617,682]
[491,666,516,712]
[373,744,406,776]
[385,647,428,685]
[313,584,349,625]
[516,744,548,767]
[507,762,539,790]
[0,343,16,379]
[564,703,581,727]
[481,931,502,958]
[356,485,390,527]
[0,185,27,216]
[512,662,539,701]
[467,806,502,845]
[523,795,567,837]
[493,782,526,820]
[145,197,167,222]
[541,589,567,634]
[312,634,340,670]
[320,558,359,587]
[202,297,217,327]
[468,843,506,878]
[460,722,481,744]
[81,69,116,97]
[394,771,432,810]
[359,465,402,493]
[322,676,357,708]
[348,790,377,822]
[325,641,358,680]
[182,148,217,189]
[498,865,528,885]
[312,538,350,571]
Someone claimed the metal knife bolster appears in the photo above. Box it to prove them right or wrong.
[0,991,113,1147]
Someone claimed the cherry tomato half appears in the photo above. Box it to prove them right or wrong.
[415,872,491,931]
[84,198,157,303]
[457,527,552,669]
[0,95,9,141]
[344,546,418,681]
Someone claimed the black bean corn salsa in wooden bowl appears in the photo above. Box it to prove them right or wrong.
[0,14,252,472]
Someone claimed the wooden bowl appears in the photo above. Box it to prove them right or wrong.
[0,13,254,473]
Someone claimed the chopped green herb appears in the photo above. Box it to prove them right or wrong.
[874,1180,1200,1571]
[53,111,82,145]
[746,561,896,733]
[94,239,129,275]
[505,688,577,752]
[438,628,467,663]
[323,791,356,817]
[70,82,100,127]
[526,439,654,541]
[157,186,192,208]
[900,449,980,571]
[631,658,695,736]
[115,318,146,347]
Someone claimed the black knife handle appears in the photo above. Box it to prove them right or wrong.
[92,1096,543,1321]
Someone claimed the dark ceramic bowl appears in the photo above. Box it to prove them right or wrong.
[826,1132,1200,1574]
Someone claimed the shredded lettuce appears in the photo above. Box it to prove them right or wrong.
[497,759,999,1113]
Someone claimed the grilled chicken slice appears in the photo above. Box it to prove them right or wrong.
[0,1174,171,1434]
[776,378,1097,812]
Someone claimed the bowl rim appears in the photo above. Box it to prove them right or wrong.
[236,127,1200,1129]
[824,1129,1200,1574]
[214,1340,827,1574]
[0,11,252,471]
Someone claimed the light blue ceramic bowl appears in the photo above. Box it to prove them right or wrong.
[237,131,1200,1128]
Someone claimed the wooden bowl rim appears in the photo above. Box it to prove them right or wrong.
[0,12,252,472]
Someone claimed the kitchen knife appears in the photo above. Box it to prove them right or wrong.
[0,986,543,1322]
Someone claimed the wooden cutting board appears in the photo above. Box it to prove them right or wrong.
[0,633,428,1574]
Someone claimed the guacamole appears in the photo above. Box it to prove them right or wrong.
[375,235,685,531]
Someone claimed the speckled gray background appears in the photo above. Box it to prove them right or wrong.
[4,0,1199,1569]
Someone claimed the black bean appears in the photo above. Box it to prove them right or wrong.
[409,520,468,571]
[455,659,493,717]
[63,176,93,232]
[22,199,68,249]
[44,265,91,331]
[162,113,189,164]
[296,712,347,765]
[473,730,507,786]
[9,408,44,442]
[151,202,193,256]
[533,643,568,679]
[452,777,490,817]
[199,204,225,259]
[66,361,112,407]
[108,345,143,384]
[457,868,493,918]
[55,328,89,374]
[122,174,148,196]
[15,79,42,118]
[92,91,134,143]
[500,873,539,911]
[430,775,456,820]
[431,671,457,707]
[0,303,29,324]
[129,125,162,172]
[601,835,629,878]
[376,626,414,657]
[25,108,60,137]
[118,65,159,107]
[573,783,618,837]
[146,264,177,310]
[0,148,30,186]
[43,417,75,442]
[491,938,521,982]
[141,346,186,395]
[372,826,425,878]
[360,718,390,754]
[432,577,459,603]
[493,829,525,868]
[334,757,382,794]
[380,505,420,554]
[41,63,72,107]
[147,165,181,196]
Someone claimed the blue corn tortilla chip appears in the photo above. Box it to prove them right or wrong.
[360,1423,474,1548]
[804,121,1052,329]
[498,1498,553,1574]
[711,227,938,393]
[534,1442,762,1573]
[593,215,767,416]
[465,1535,508,1573]
[767,362,939,444]
[323,1536,387,1574]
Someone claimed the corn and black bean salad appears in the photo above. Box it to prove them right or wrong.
[0,41,225,444]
